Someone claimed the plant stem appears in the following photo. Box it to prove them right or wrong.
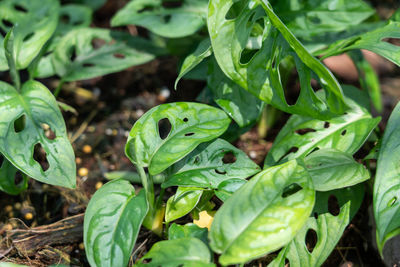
[137,165,154,209]
[53,80,65,98]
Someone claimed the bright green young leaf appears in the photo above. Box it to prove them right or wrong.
[210,159,315,265]
[162,138,260,189]
[84,179,148,267]
[0,155,28,195]
[0,80,76,188]
[0,0,59,70]
[374,102,400,254]
[125,103,231,175]
[269,185,364,267]
[111,0,208,38]
[208,0,346,119]
[136,238,215,267]
[214,178,247,202]
[264,86,380,168]
[52,28,162,82]
[168,223,209,246]
[165,187,204,222]
[304,148,370,191]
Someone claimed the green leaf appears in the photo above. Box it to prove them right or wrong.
[168,223,209,246]
[57,4,93,36]
[373,102,400,254]
[0,80,76,188]
[125,102,231,175]
[84,179,148,267]
[52,28,161,82]
[208,0,346,119]
[0,155,28,195]
[264,86,380,168]
[165,187,204,222]
[304,148,370,191]
[210,159,315,265]
[4,28,20,90]
[136,238,215,267]
[111,0,208,38]
[74,0,106,10]
[214,178,247,202]
[162,138,260,189]
[0,0,59,70]
[269,185,364,267]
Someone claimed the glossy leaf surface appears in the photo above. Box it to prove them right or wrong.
[168,223,208,246]
[125,103,231,175]
[0,80,75,188]
[0,155,28,195]
[112,0,208,38]
[136,238,215,267]
[210,160,315,265]
[165,187,203,222]
[214,178,247,202]
[84,179,148,267]
[162,139,260,188]
[374,102,400,253]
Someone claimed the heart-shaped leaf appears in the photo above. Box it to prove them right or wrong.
[0,154,28,195]
[162,138,260,189]
[210,159,315,265]
[111,0,208,38]
[125,102,231,175]
[165,187,204,222]
[84,179,148,267]
[168,223,209,246]
[0,80,75,188]
[374,102,400,254]
[0,0,59,70]
[264,86,380,168]
[208,0,346,119]
[136,238,215,267]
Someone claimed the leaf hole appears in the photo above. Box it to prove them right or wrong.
[277,146,298,162]
[185,132,195,136]
[158,118,171,140]
[69,46,77,61]
[0,154,4,167]
[41,123,56,140]
[382,37,400,47]
[295,128,316,135]
[194,156,200,164]
[14,4,28,13]
[162,1,182,8]
[163,15,172,23]
[284,62,301,106]
[183,117,188,122]
[91,38,107,50]
[83,63,95,67]
[341,129,347,136]
[14,171,24,186]
[14,114,26,133]
[23,32,34,42]
[222,151,236,164]
[309,16,321,24]
[113,53,125,59]
[33,143,49,172]
[305,229,318,253]
[282,183,302,198]
[2,19,13,28]
[313,212,318,219]
[285,258,290,267]
[324,121,330,128]
[138,6,155,13]
[225,1,244,20]
[239,48,260,65]
[388,196,397,207]
[328,195,340,216]
[215,169,227,175]
[61,14,70,24]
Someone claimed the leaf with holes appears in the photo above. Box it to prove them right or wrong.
[269,185,364,267]
[84,179,148,267]
[0,155,28,195]
[0,0,59,70]
[162,138,260,189]
[304,148,370,191]
[111,0,208,38]
[125,103,231,175]
[208,0,346,119]
[264,86,380,168]
[214,178,247,202]
[209,159,315,265]
[165,187,204,222]
[0,80,76,188]
[52,28,163,82]
[374,102,400,254]
[136,237,215,267]
[74,0,106,10]
[168,223,209,246]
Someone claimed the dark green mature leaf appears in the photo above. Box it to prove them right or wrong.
[0,0,59,70]
[136,238,215,267]
[0,155,28,195]
[210,159,315,265]
[214,178,247,202]
[265,86,380,168]
[74,0,106,10]
[4,28,20,90]
[269,185,364,267]
[111,0,208,38]
[168,223,209,246]
[374,102,400,253]
[165,187,204,222]
[208,0,346,119]
[57,4,92,36]
[84,179,148,267]
[125,103,231,175]
[0,80,76,188]
[52,28,161,82]
[162,139,260,189]
[305,148,370,191]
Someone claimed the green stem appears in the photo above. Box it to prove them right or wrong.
[53,80,65,98]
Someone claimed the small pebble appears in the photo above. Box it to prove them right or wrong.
[8,211,14,218]
[78,167,89,177]
[105,128,113,135]
[82,145,92,154]
[24,212,33,220]
[14,203,21,210]
[4,205,13,213]
[76,157,82,164]
[112,129,118,136]
[249,151,257,159]
[95,181,103,190]
[79,243,85,250]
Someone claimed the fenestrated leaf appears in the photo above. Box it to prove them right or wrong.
[84,179,148,267]
[73,0,106,10]
[208,0,346,119]
[210,159,315,265]
[52,28,162,82]
[269,185,364,267]
[111,0,208,38]
[304,148,370,191]
[165,187,204,222]
[0,0,59,70]
[168,223,209,246]
[373,102,400,254]
[0,154,28,195]
[162,138,260,189]
[264,86,380,168]
[57,4,92,36]
[214,178,247,202]
[136,238,215,267]
[0,80,75,188]
[125,103,231,175]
